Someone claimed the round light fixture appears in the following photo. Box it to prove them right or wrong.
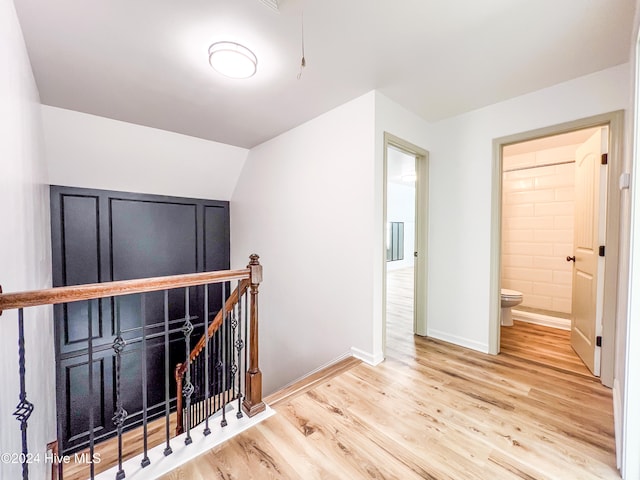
[208,41,258,79]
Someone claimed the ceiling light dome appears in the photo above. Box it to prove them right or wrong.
[208,41,257,79]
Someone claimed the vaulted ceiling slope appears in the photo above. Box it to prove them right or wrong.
[14,0,635,148]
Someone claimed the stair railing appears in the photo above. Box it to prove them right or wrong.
[0,254,264,480]
[174,253,265,436]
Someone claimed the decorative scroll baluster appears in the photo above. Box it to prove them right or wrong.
[182,288,194,445]
[204,285,211,436]
[112,298,128,480]
[140,294,150,468]
[163,291,173,456]
[215,327,223,419]
[220,282,227,428]
[243,254,265,416]
[14,308,34,480]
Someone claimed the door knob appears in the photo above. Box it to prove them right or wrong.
[566,255,576,263]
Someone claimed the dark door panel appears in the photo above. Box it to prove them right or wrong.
[50,186,230,453]
[110,199,198,280]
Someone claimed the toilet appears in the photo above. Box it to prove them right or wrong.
[500,289,523,326]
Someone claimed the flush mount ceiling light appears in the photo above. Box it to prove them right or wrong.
[208,41,258,79]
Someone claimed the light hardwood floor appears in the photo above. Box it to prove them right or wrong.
[155,267,619,479]
[61,411,179,480]
[501,320,593,378]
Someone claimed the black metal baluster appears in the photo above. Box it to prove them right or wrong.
[215,302,222,415]
[163,291,172,457]
[14,308,34,480]
[88,301,95,479]
[194,355,204,425]
[208,329,214,421]
[199,358,203,424]
[200,356,205,420]
[229,304,238,412]
[236,282,244,418]
[182,288,194,445]
[204,283,211,435]
[194,358,199,426]
[56,314,64,477]
[214,292,218,416]
[200,356,204,423]
[140,294,150,468]
[191,359,196,428]
[193,360,197,427]
[199,357,203,424]
[220,282,227,428]
[112,298,127,480]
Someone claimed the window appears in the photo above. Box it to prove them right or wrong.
[387,222,404,262]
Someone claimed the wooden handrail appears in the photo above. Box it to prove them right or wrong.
[1,253,263,464]
[0,268,251,314]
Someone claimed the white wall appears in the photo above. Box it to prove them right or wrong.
[230,91,432,394]
[427,63,630,353]
[387,182,415,271]
[0,1,56,478]
[230,92,377,394]
[43,106,249,200]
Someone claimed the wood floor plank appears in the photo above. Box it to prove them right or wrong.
[500,320,593,377]
[158,267,619,480]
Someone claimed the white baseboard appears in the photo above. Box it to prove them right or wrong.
[426,329,489,353]
[273,351,353,393]
[613,378,622,469]
[95,403,274,480]
[511,309,570,330]
[351,347,384,366]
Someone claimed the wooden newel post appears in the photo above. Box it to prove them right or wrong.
[175,363,184,435]
[243,254,266,417]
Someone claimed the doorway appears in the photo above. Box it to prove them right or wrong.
[499,127,605,377]
[382,133,428,356]
[489,111,624,388]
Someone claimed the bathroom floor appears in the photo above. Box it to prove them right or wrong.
[500,320,593,378]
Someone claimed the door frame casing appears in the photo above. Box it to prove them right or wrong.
[488,110,624,387]
[382,133,429,355]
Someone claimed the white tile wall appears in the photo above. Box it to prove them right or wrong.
[502,146,579,314]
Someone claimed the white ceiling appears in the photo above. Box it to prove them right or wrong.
[14,0,635,148]
[503,127,602,156]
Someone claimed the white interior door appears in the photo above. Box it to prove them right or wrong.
[570,128,606,376]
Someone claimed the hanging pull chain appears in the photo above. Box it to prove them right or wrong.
[297,12,306,80]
